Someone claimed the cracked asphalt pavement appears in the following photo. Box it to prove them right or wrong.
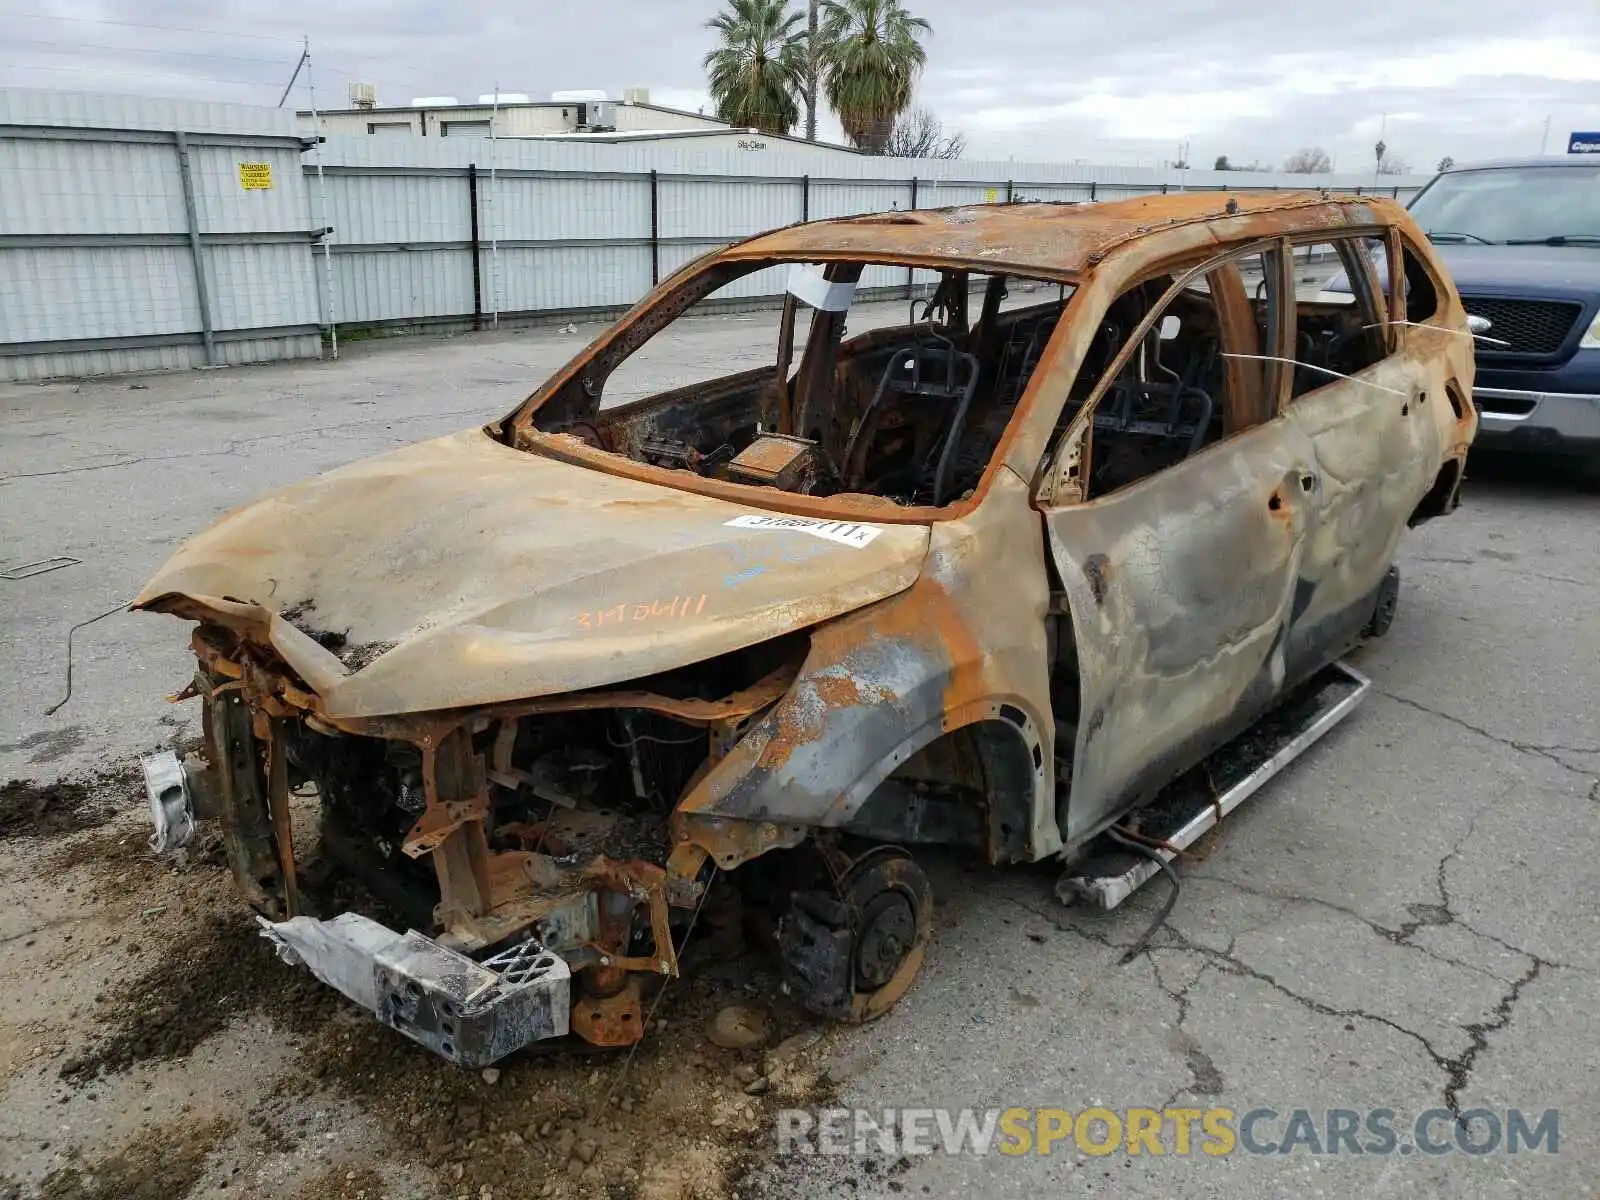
[3,309,1598,1198]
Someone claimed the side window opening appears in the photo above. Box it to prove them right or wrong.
[1083,282,1225,497]
[1402,242,1441,324]
[1288,237,1390,400]
[524,260,1074,508]
[1044,247,1278,501]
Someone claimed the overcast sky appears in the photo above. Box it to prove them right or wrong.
[6,0,1599,170]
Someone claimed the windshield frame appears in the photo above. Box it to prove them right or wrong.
[499,252,1084,524]
[1405,163,1600,246]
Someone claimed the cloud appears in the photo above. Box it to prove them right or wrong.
[3,0,1598,169]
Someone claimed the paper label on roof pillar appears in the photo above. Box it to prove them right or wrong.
[786,264,857,312]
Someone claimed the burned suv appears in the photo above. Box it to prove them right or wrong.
[135,193,1475,1065]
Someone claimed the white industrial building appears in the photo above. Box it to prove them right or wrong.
[298,86,864,166]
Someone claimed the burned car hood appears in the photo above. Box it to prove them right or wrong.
[135,429,930,719]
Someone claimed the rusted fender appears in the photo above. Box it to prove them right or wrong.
[672,471,1061,869]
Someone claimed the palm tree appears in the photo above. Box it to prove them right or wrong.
[804,0,820,141]
[703,0,808,137]
[819,0,931,154]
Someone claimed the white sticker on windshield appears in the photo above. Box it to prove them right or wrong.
[786,264,857,312]
[725,513,883,548]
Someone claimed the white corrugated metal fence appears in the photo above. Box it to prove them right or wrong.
[0,87,1429,382]
[0,88,323,380]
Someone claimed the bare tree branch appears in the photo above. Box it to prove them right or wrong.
[885,106,965,159]
[1283,146,1333,174]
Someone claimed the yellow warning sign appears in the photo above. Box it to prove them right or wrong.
[985,187,999,204]
[238,162,273,190]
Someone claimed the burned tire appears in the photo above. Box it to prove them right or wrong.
[1364,564,1400,638]
[779,847,933,1024]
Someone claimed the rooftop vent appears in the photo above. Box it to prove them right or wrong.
[622,87,650,105]
[347,82,376,109]
[410,96,459,107]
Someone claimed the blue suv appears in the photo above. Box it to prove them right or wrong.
[1327,157,1600,464]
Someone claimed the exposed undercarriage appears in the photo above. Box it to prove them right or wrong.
[159,623,940,1066]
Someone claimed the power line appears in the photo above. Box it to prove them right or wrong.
[6,39,431,95]
[8,11,303,44]
[0,61,280,90]
[8,12,448,79]
[10,36,300,67]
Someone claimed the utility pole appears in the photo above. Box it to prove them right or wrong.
[805,0,819,142]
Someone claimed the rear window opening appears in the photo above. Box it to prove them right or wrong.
[515,259,1075,508]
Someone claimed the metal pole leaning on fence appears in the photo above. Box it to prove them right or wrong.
[172,130,217,367]
[490,87,501,328]
[304,38,338,360]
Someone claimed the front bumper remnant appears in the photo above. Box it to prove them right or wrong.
[141,749,203,852]
[260,912,571,1066]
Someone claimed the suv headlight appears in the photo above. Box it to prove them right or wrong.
[1581,312,1600,349]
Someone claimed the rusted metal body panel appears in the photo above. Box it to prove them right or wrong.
[134,191,1475,1057]
[714,193,1358,282]
[1044,420,1324,840]
[136,429,928,719]
[673,468,1057,866]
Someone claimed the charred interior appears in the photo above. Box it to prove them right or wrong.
[519,259,1076,507]
[513,248,1382,508]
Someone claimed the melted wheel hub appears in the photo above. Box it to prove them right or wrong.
[779,847,934,1023]
[854,891,915,990]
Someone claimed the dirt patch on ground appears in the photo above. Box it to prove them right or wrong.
[6,750,842,1200]
[59,911,340,1084]
[29,1118,233,1200]
[288,1165,390,1200]
[277,954,836,1200]
[0,780,112,841]
[40,830,838,1199]
[1,758,153,845]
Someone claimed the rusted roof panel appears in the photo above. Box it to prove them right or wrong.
[719,192,1390,277]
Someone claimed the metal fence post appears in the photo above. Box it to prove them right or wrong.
[172,130,217,366]
[1006,179,1014,204]
[467,164,483,331]
[906,176,919,298]
[1089,180,1097,201]
[801,174,811,222]
[649,169,660,288]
